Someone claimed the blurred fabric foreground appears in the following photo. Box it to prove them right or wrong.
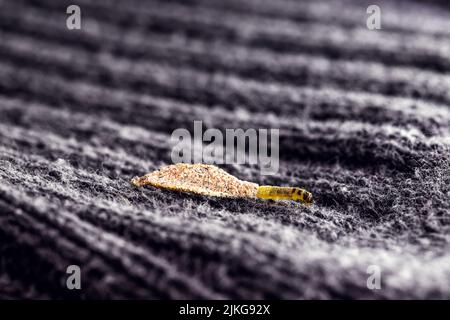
[0,0,449,299]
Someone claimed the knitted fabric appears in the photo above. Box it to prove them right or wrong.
[0,0,449,299]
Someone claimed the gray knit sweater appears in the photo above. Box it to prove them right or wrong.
[0,0,449,299]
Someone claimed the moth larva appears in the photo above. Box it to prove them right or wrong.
[256,186,313,205]
[131,164,313,205]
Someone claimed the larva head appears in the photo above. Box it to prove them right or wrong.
[303,190,313,205]
[293,188,313,204]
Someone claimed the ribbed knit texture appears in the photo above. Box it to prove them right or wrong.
[0,0,449,299]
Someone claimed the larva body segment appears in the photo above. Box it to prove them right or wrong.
[256,186,313,204]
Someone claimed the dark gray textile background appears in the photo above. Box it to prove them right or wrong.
[0,0,449,299]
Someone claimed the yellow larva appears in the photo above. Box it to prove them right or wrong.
[256,186,313,205]
[131,164,313,205]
